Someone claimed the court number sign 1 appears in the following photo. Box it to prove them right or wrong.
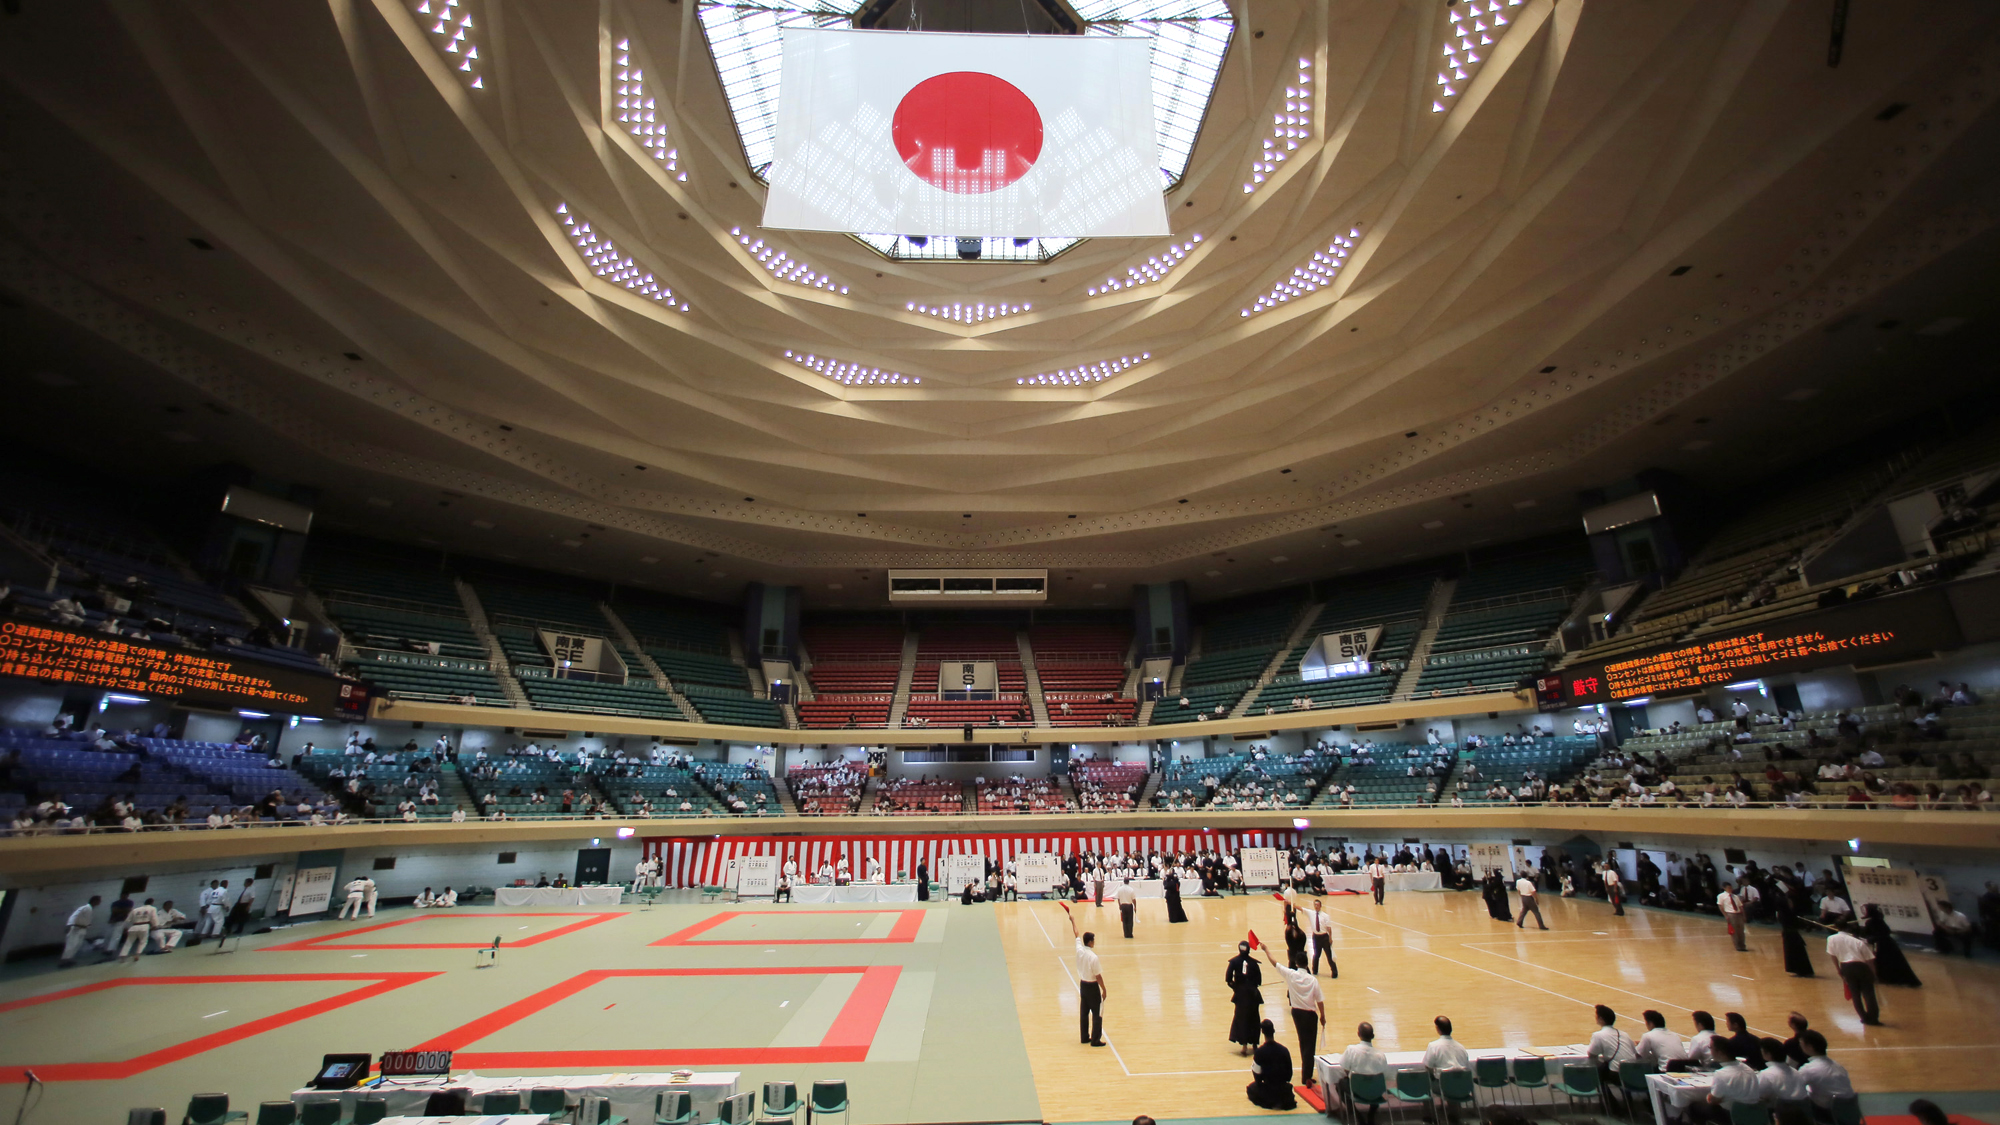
[379,1050,454,1076]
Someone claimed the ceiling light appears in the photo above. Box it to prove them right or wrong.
[784,350,919,386]
[1432,0,1520,112]
[557,202,691,310]
[1088,235,1203,295]
[1243,226,1362,317]
[1243,59,1311,194]
[412,0,484,89]
[613,39,684,180]
[729,227,844,291]
[1017,352,1150,386]
[905,300,1029,324]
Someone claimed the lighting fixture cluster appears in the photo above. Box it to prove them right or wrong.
[905,301,1029,324]
[614,40,683,180]
[415,0,482,88]
[1434,0,1520,111]
[557,203,689,311]
[730,228,845,292]
[1017,353,1151,386]
[785,351,919,385]
[1245,59,1311,193]
[1088,236,1203,296]
[1242,227,1361,317]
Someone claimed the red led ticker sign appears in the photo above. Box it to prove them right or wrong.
[0,620,336,712]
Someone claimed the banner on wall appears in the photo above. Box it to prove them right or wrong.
[641,828,1303,889]
[1017,853,1062,894]
[1239,848,1280,887]
[1468,843,1510,878]
[940,853,987,894]
[738,855,779,897]
[1845,866,1934,934]
[289,867,337,916]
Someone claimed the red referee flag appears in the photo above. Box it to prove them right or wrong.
[1059,901,1071,914]
[1247,930,1261,950]
[1271,892,1287,902]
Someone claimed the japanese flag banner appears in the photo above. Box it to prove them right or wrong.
[764,28,1170,238]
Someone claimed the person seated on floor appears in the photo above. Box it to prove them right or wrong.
[414,887,435,908]
[1246,1019,1297,1110]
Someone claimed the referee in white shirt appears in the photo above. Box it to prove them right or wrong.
[1260,942,1326,1084]
[1367,859,1388,905]
[1304,899,1337,977]
[1067,907,1107,1046]
[1826,923,1880,1025]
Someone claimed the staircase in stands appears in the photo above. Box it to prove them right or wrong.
[1016,631,1053,726]
[772,780,800,816]
[1232,600,1324,718]
[887,632,919,727]
[599,602,703,720]
[455,578,531,708]
[1138,769,1162,808]
[1392,577,1457,701]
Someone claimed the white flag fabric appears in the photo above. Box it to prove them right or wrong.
[764,29,1169,239]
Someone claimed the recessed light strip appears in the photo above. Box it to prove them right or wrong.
[614,39,684,180]
[1016,353,1151,385]
[906,300,1029,324]
[730,228,846,292]
[1088,235,1203,296]
[1433,0,1521,112]
[1242,226,1361,317]
[557,203,689,311]
[784,350,919,386]
[414,0,483,88]
[1244,59,1310,194]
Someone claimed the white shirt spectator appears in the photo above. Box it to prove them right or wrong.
[1637,1027,1687,1069]
[1588,1025,1637,1068]
[1341,1040,1388,1077]
[1757,1061,1809,1103]
[1687,1029,1716,1066]
[1424,1034,1471,1074]
[1798,1056,1853,1107]
[1710,1061,1762,1106]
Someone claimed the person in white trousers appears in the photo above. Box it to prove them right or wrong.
[59,896,100,966]
[119,899,159,962]
[339,877,369,920]
[195,881,226,943]
[362,876,379,918]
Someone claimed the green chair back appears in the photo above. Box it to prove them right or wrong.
[809,1081,849,1115]
[185,1095,231,1125]
[1438,1069,1476,1104]
[1829,1098,1863,1125]
[298,1105,339,1125]
[483,1093,523,1116]
[718,1093,755,1125]
[654,1091,691,1125]
[129,1110,166,1125]
[1559,1064,1600,1096]
[531,1090,569,1119]
[762,1082,802,1116]
[1512,1057,1547,1088]
[350,1099,388,1125]
[1619,1062,1654,1095]
[1394,1070,1433,1102]
[1727,1101,1771,1125]
[1348,1072,1388,1106]
[1472,1058,1511,1090]
[254,1103,295,1125]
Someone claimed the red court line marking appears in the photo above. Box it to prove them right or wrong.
[652,909,927,947]
[0,972,438,1083]
[262,912,618,951]
[423,965,902,1069]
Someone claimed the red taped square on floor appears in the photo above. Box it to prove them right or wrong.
[262,912,617,951]
[652,909,924,946]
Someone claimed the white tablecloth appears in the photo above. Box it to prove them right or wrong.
[381,1117,546,1125]
[1315,1045,1588,1092]
[295,1073,737,1122]
[492,886,624,907]
[781,883,920,903]
[1310,872,1443,894]
[1646,1071,1714,1125]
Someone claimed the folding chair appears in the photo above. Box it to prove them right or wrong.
[296,1102,339,1125]
[531,1087,571,1123]
[653,1091,693,1125]
[129,1110,167,1125]
[1392,1070,1434,1124]
[1551,1063,1601,1115]
[806,1081,848,1125]
[1617,1062,1656,1121]
[349,1098,388,1125]
[253,1103,295,1125]
[1727,1102,1772,1125]
[476,935,501,968]
[482,1093,523,1115]
[1510,1057,1548,1107]
[1471,1058,1511,1106]
[1436,1069,1478,1122]
[760,1083,803,1125]
[714,1093,755,1125]
[1344,1072,1388,1125]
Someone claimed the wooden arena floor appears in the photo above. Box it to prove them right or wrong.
[995,888,2000,1121]
[0,890,1995,1125]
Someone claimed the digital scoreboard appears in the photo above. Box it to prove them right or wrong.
[0,620,339,714]
[1548,588,1963,707]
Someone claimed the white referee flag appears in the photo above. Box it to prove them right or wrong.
[763,28,1169,239]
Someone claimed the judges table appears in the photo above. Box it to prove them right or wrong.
[295,1074,738,1122]
[492,886,624,907]
[379,1117,546,1125]
[1316,872,1444,894]
[1315,1044,1588,1095]
[786,883,920,903]
[1645,1071,1715,1125]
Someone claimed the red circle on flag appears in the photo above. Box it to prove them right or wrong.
[891,71,1043,194]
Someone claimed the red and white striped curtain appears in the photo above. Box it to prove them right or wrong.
[643,828,1302,888]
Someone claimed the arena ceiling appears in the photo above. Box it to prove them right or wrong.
[1,0,1998,606]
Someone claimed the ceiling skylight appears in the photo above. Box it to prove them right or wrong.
[730,227,846,292]
[1242,226,1360,317]
[1017,353,1151,385]
[1088,234,1202,295]
[784,350,919,386]
[413,0,484,89]
[696,0,1231,259]
[558,203,689,311]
